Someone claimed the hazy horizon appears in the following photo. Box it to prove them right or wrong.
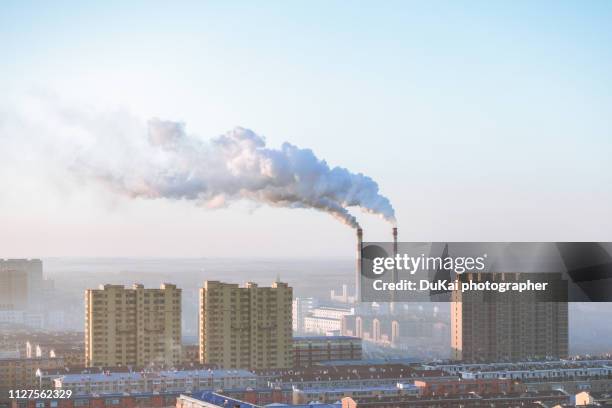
[23,256,610,355]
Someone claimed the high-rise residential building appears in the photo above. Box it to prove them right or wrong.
[451,273,568,362]
[0,259,43,311]
[199,280,292,370]
[85,283,182,368]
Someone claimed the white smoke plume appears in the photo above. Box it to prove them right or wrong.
[81,118,395,228]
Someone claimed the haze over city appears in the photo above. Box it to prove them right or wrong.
[2,2,612,407]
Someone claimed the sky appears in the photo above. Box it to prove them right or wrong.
[1,1,611,258]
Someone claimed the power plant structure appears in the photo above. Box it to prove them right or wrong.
[355,227,363,302]
[391,226,398,313]
[354,226,399,311]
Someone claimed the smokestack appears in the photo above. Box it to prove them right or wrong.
[356,228,363,302]
[391,227,398,313]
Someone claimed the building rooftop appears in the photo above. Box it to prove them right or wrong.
[317,358,420,366]
[39,364,219,376]
[184,392,341,408]
[293,336,360,341]
[186,391,259,408]
[425,359,612,373]
[294,383,419,393]
[343,389,569,406]
[256,364,451,382]
[57,369,257,383]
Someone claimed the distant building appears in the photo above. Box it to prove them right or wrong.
[0,259,43,311]
[0,269,27,311]
[199,280,292,370]
[85,283,182,368]
[303,306,354,335]
[292,297,317,333]
[451,273,568,362]
[331,284,355,303]
[293,336,362,367]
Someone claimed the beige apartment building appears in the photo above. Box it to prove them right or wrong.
[451,273,568,362]
[85,283,181,368]
[199,280,292,370]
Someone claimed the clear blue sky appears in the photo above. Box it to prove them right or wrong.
[1,1,611,257]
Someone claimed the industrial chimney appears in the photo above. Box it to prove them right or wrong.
[355,228,363,302]
[391,227,398,313]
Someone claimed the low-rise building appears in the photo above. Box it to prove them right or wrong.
[303,307,354,335]
[293,336,362,367]
[53,369,257,396]
[413,378,515,396]
[259,364,455,390]
[340,390,570,408]
[177,392,340,408]
[0,357,65,403]
[293,383,419,404]
[9,391,181,408]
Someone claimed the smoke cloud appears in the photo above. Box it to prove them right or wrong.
[83,118,395,228]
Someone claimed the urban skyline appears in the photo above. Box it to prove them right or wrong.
[1,257,611,408]
[2,1,612,407]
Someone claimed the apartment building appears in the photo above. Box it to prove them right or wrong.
[85,283,181,368]
[451,273,568,362]
[199,280,292,370]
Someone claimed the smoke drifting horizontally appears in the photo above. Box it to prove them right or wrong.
[88,119,396,228]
